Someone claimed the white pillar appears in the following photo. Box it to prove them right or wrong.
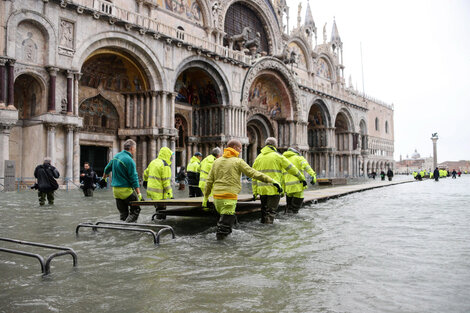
[151,92,157,127]
[0,125,12,185]
[65,125,74,181]
[46,124,56,165]
[141,137,148,172]
[161,92,168,128]
[149,136,156,162]
[170,138,176,181]
[170,93,176,130]
[73,128,80,183]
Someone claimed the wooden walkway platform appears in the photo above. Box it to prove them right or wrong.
[131,179,415,218]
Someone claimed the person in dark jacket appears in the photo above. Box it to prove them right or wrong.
[380,171,386,181]
[452,169,457,179]
[433,167,439,181]
[34,157,60,205]
[80,162,98,197]
[386,169,394,181]
[187,152,203,197]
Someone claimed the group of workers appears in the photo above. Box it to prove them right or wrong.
[412,168,463,181]
[100,137,317,240]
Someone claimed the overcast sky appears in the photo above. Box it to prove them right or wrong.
[287,0,470,162]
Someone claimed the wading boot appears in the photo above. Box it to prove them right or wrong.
[290,197,304,214]
[285,196,293,213]
[216,214,236,240]
[125,207,141,223]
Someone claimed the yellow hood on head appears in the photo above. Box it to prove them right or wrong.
[158,147,173,164]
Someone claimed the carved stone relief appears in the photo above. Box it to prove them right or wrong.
[16,21,45,64]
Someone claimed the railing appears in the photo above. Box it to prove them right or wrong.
[73,0,252,64]
[76,221,175,245]
[0,237,78,275]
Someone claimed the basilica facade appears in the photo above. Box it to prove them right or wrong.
[0,0,394,186]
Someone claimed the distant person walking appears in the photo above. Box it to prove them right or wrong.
[433,167,440,181]
[387,169,394,181]
[452,169,457,179]
[33,157,60,205]
[380,171,386,181]
[80,162,98,197]
[187,152,203,197]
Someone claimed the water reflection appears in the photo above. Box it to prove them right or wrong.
[1,176,470,312]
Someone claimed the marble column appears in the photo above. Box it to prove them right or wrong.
[6,60,15,109]
[0,126,12,183]
[151,92,157,127]
[47,67,58,112]
[133,94,138,128]
[170,93,176,130]
[141,137,148,172]
[65,125,74,181]
[228,107,232,136]
[161,92,168,128]
[170,138,176,181]
[46,124,57,164]
[125,95,131,127]
[73,73,80,115]
[149,136,157,161]
[66,71,73,115]
[0,58,7,108]
[73,128,80,183]
[161,135,168,147]
[139,94,145,128]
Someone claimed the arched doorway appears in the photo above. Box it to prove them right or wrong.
[174,65,225,159]
[307,100,331,175]
[79,48,151,175]
[246,114,274,165]
[334,111,351,177]
[14,74,45,119]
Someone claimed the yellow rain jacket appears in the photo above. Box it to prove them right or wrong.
[143,147,173,200]
[203,147,274,200]
[252,145,305,196]
[187,156,201,187]
[282,150,316,196]
[199,154,217,194]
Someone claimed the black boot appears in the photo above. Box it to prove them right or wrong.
[285,196,293,213]
[216,215,236,240]
[290,197,304,214]
[116,199,129,221]
[125,206,141,223]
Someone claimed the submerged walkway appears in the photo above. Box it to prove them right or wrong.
[135,178,415,217]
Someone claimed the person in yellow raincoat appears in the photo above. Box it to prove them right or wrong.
[282,147,316,213]
[199,147,222,196]
[203,140,282,240]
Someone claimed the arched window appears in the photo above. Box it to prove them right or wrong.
[177,26,185,41]
[375,117,379,131]
[224,3,269,54]
[385,121,389,134]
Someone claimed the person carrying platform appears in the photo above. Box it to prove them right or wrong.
[199,147,222,196]
[80,162,99,197]
[252,137,306,224]
[187,152,203,197]
[33,157,60,205]
[202,139,281,240]
[282,147,316,214]
[143,147,174,201]
[102,139,142,223]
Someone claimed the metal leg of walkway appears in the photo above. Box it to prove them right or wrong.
[75,222,176,245]
[0,237,78,275]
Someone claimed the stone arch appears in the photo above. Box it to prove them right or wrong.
[246,113,274,165]
[307,99,331,149]
[173,56,231,106]
[72,31,165,90]
[359,119,367,150]
[307,98,332,128]
[335,108,355,132]
[286,37,312,71]
[219,0,281,55]
[6,10,57,64]
[242,57,299,115]
[14,73,47,119]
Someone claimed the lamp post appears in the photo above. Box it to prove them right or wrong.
[431,133,438,169]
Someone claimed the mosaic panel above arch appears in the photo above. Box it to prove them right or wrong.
[157,0,203,25]
[174,68,221,106]
[248,73,291,119]
[288,42,307,70]
[317,58,332,79]
[79,94,119,134]
[80,49,149,92]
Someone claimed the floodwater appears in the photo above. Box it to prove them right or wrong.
[1,176,470,313]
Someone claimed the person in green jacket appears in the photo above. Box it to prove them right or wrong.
[102,139,142,223]
[187,152,203,197]
[252,137,306,224]
[199,147,222,196]
[203,139,282,240]
[282,147,316,213]
[143,147,173,200]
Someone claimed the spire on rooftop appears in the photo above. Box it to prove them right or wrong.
[305,0,315,28]
[331,17,341,43]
